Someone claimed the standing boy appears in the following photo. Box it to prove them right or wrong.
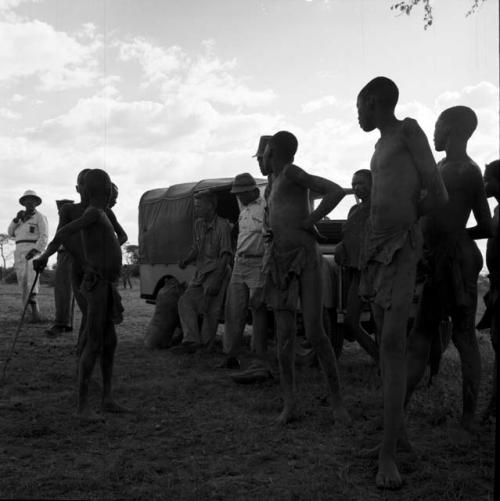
[34,169,126,421]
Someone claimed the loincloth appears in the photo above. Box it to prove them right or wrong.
[81,270,124,325]
[359,223,422,309]
[262,243,318,311]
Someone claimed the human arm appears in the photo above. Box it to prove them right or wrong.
[106,208,128,245]
[33,208,99,272]
[466,165,493,240]
[402,118,448,216]
[179,246,198,269]
[284,164,346,229]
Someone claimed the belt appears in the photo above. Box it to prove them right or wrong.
[16,239,37,245]
[236,253,263,259]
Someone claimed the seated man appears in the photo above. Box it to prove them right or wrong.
[222,173,268,373]
[263,130,351,426]
[334,169,378,363]
[174,190,233,353]
[34,169,126,421]
[406,106,492,434]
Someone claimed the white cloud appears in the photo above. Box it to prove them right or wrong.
[301,95,338,113]
[0,19,102,90]
[0,107,20,119]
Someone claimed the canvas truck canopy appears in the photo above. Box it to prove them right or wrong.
[138,177,267,266]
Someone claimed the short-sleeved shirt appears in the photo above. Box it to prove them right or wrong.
[191,215,233,287]
[236,196,265,257]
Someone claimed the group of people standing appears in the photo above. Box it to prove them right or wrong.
[6,74,498,491]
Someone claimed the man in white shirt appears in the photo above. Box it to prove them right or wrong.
[222,173,269,373]
[8,190,49,322]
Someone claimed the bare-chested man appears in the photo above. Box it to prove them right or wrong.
[34,169,126,420]
[262,130,350,426]
[356,77,448,489]
[406,107,492,434]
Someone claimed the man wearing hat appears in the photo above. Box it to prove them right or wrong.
[8,190,48,322]
[221,173,270,377]
[174,189,233,353]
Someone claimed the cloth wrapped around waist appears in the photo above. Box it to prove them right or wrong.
[81,269,124,325]
[262,244,307,311]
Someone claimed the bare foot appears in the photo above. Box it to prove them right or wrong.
[101,399,131,413]
[275,403,296,425]
[376,452,402,490]
[76,408,105,423]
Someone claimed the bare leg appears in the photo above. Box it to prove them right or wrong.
[344,272,378,363]
[451,311,481,430]
[274,309,297,424]
[101,320,129,413]
[301,267,350,425]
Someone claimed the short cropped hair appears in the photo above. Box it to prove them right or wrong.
[440,106,478,140]
[271,131,298,163]
[485,159,500,181]
[359,77,399,110]
[353,169,372,183]
[77,168,91,184]
[85,169,112,201]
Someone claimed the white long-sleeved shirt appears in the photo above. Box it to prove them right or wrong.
[8,210,49,253]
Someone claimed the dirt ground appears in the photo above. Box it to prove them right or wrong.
[0,280,495,500]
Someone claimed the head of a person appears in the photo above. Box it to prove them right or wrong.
[357,77,399,132]
[434,106,478,151]
[76,168,91,195]
[254,135,272,176]
[19,191,41,212]
[484,159,500,199]
[263,131,298,173]
[109,183,118,208]
[351,169,372,201]
[231,172,260,206]
[83,169,112,208]
[194,190,218,220]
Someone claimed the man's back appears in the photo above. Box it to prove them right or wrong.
[423,158,484,244]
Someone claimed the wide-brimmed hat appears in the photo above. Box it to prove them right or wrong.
[19,190,42,206]
[231,173,257,194]
[252,135,272,158]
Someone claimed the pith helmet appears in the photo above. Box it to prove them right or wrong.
[19,190,42,206]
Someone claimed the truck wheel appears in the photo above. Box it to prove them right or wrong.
[324,308,343,358]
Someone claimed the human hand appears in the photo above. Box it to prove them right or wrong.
[14,210,25,222]
[25,248,40,260]
[33,254,48,272]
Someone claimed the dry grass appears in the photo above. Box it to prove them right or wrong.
[0,280,495,500]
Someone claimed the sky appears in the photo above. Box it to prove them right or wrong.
[0,0,498,266]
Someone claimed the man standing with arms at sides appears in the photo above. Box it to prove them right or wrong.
[46,199,74,338]
[262,130,351,426]
[222,173,269,375]
[356,77,447,489]
[175,190,233,353]
[406,108,492,434]
[334,169,378,363]
[8,190,48,322]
